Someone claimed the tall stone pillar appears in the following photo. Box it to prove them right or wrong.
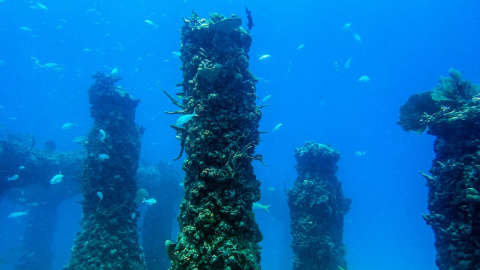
[288,142,351,270]
[398,69,480,270]
[166,13,263,270]
[64,73,145,270]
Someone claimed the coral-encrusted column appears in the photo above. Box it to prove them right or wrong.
[65,73,145,270]
[398,70,480,270]
[166,13,263,269]
[288,142,351,270]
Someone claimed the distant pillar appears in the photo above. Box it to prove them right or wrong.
[398,70,480,270]
[166,13,263,269]
[65,73,145,270]
[288,142,351,270]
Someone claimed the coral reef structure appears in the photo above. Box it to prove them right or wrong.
[64,73,146,270]
[398,69,480,269]
[165,12,263,270]
[288,141,351,270]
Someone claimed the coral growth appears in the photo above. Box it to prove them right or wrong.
[399,70,480,269]
[288,141,351,270]
[166,13,263,270]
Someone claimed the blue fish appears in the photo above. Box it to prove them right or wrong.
[176,109,197,126]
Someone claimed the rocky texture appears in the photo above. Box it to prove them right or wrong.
[398,69,480,269]
[64,73,146,270]
[166,12,263,270]
[288,142,351,270]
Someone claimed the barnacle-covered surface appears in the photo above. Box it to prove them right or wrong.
[167,13,263,270]
[399,71,480,270]
[288,142,351,270]
[65,73,146,270]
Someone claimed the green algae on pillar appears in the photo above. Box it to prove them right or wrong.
[166,13,263,270]
[398,69,480,270]
[288,142,351,270]
[64,73,146,270]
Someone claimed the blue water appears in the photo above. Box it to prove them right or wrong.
[1,0,479,269]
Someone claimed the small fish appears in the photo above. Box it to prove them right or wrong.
[260,95,271,105]
[7,174,19,181]
[35,2,48,11]
[99,129,106,142]
[50,172,63,184]
[8,211,28,218]
[259,54,271,61]
[176,109,197,126]
[353,33,361,43]
[355,151,366,157]
[344,57,352,70]
[267,187,276,192]
[56,25,62,31]
[297,44,305,50]
[18,166,26,170]
[98,154,110,161]
[43,62,59,68]
[143,198,157,205]
[111,67,119,75]
[358,75,370,83]
[97,191,103,201]
[342,23,351,32]
[19,26,33,31]
[62,122,76,130]
[131,212,136,219]
[171,52,181,58]
[334,61,340,72]
[245,6,253,30]
[144,20,158,28]
[253,202,271,213]
[272,123,283,132]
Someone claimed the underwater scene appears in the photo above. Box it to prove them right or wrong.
[1,0,480,269]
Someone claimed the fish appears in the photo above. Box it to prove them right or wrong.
[245,7,253,30]
[267,187,276,192]
[50,172,63,184]
[176,110,197,126]
[259,54,271,61]
[272,123,283,132]
[355,151,366,157]
[7,174,19,181]
[358,75,370,83]
[143,198,157,205]
[99,129,106,142]
[260,95,271,105]
[35,2,48,11]
[344,57,352,70]
[334,61,340,72]
[18,166,26,170]
[62,122,76,130]
[19,26,33,31]
[97,192,103,201]
[342,23,351,32]
[43,62,59,68]
[353,33,362,43]
[8,211,28,218]
[145,20,158,28]
[171,52,181,58]
[98,154,110,161]
[111,67,119,75]
[297,44,305,50]
[253,202,271,213]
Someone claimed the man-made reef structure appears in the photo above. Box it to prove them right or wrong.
[65,73,146,270]
[288,141,351,270]
[165,13,263,270]
[398,69,480,270]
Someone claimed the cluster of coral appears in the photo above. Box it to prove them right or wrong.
[165,13,263,270]
[398,69,480,270]
[64,73,146,270]
[288,141,351,270]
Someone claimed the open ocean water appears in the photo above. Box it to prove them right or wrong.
[0,0,479,269]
